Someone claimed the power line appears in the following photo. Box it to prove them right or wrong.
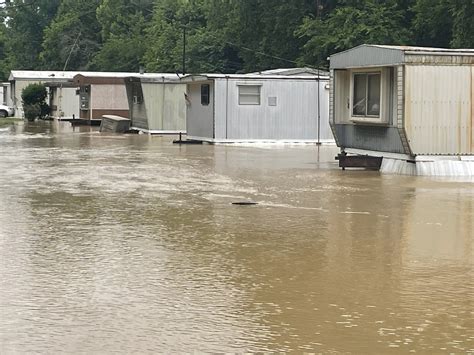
[156,12,325,71]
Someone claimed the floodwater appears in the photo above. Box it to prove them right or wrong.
[0,121,472,354]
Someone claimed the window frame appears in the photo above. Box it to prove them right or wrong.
[352,72,381,118]
[349,69,388,125]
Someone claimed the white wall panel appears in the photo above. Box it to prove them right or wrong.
[405,65,472,154]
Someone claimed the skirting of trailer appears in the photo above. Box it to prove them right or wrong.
[130,127,186,135]
[381,157,474,176]
[344,148,474,176]
[187,136,336,145]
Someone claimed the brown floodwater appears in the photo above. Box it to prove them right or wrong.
[0,121,472,353]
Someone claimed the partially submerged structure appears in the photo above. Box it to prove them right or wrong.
[124,74,186,134]
[9,70,80,118]
[182,69,332,143]
[72,72,137,120]
[329,45,474,176]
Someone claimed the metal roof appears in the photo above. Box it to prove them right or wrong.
[250,67,329,76]
[180,72,329,83]
[124,74,183,83]
[330,44,474,69]
[9,71,80,81]
[9,71,182,81]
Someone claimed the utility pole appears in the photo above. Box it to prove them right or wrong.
[182,27,186,75]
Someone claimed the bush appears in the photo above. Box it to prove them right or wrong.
[24,104,41,122]
[21,84,50,120]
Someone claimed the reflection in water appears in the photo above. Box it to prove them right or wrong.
[0,121,473,353]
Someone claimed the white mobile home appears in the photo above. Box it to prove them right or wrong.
[9,71,80,118]
[182,70,332,143]
[124,74,186,134]
[329,44,474,176]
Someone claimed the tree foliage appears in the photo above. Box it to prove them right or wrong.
[21,83,50,121]
[0,0,472,80]
[40,0,102,70]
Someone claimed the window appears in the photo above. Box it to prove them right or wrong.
[201,84,210,105]
[352,73,380,117]
[238,85,260,105]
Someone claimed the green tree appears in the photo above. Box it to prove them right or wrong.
[411,0,453,47]
[234,0,316,71]
[21,83,49,121]
[297,0,413,67]
[91,0,154,71]
[40,0,102,70]
[2,0,60,71]
[449,0,474,48]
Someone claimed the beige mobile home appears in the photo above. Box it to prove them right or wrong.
[73,73,131,120]
[9,70,80,118]
[124,74,186,134]
[330,45,474,176]
[182,69,332,143]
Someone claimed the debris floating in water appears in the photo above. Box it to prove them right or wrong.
[232,201,258,206]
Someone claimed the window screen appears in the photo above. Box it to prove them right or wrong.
[238,85,261,105]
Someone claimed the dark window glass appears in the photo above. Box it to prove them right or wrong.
[352,73,380,117]
[201,84,210,106]
[353,74,367,116]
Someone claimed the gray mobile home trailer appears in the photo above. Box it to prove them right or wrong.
[124,74,186,134]
[182,71,332,143]
[330,45,474,176]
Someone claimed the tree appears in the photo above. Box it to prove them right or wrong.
[411,0,453,48]
[90,0,154,71]
[40,0,101,70]
[449,0,474,48]
[21,83,49,121]
[297,0,413,68]
[2,0,60,71]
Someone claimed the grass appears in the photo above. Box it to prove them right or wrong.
[0,117,22,127]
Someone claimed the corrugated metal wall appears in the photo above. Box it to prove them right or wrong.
[142,83,163,130]
[126,82,186,132]
[161,84,186,131]
[213,78,331,141]
[186,82,214,139]
[52,87,79,118]
[404,65,473,154]
[471,67,474,154]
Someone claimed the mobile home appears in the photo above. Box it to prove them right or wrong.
[72,73,134,120]
[330,45,474,176]
[9,70,80,118]
[182,70,332,143]
[124,74,186,134]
